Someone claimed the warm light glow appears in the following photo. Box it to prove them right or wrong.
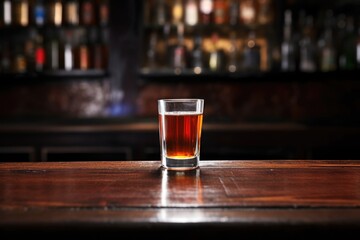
[209,51,219,70]
[228,65,237,72]
[160,169,203,209]
[194,67,202,74]
[173,0,183,24]
[20,2,29,26]
[247,40,255,48]
[54,2,62,26]
[240,0,256,24]
[185,0,198,26]
[66,2,79,24]
[64,44,73,70]
[200,0,213,14]
[3,1,11,25]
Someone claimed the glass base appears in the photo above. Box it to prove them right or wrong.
[162,156,199,171]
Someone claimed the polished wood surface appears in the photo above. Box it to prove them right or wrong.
[1,160,360,239]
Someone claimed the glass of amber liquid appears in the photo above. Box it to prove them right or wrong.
[158,99,204,171]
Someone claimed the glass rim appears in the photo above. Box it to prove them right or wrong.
[158,98,204,103]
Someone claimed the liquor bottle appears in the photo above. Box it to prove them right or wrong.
[228,0,239,26]
[335,13,347,59]
[0,41,11,72]
[2,0,12,26]
[191,35,204,74]
[90,28,108,70]
[239,0,256,26]
[317,28,336,72]
[154,0,168,25]
[338,16,356,70]
[213,0,227,25]
[161,23,171,67]
[75,29,90,70]
[61,30,75,71]
[227,31,238,72]
[98,0,109,26]
[281,9,296,71]
[242,30,260,72]
[34,32,45,72]
[46,30,60,70]
[316,9,336,70]
[12,40,27,73]
[24,29,36,72]
[99,28,109,69]
[185,0,198,26]
[172,23,187,72]
[49,0,63,26]
[81,0,95,25]
[199,0,213,24]
[14,0,29,26]
[33,0,45,26]
[257,0,273,25]
[299,15,317,72]
[172,0,184,25]
[209,32,225,72]
[146,31,158,69]
[64,0,79,26]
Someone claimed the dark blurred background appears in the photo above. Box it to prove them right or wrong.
[0,0,359,162]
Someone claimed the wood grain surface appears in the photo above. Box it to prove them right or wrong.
[1,160,360,239]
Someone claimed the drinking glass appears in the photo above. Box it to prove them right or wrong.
[158,99,204,170]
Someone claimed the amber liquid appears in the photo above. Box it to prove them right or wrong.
[159,112,203,160]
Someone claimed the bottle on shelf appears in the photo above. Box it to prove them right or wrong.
[99,27,109,70]
[209,32,225,72]
[90,27,108,70]
[257,0,273,25]
[75,29,90,70]
[299,15,317,72]
[172,0,184,25]
[33,0,46,26]
[2,0,12,26]
[227,31,238,72]
[242,30,261,72]
[213,0,228,25]
[281,9,296,71]
[316,9,336,72]
[199,0,213,25]
[14,0,29,27]
[191,34,204,74]
[81,0,95,26]
[64,0,80,26]
[228,0,239,26]
[146,30,158,69]
[172,23,187,73]
[154,0,168,25]
[0,41,11,72]
[98,0,109,26]
[185,0,198,26]
[34,32,46,72]
[12,40,27,73]
[24,29,36,72]
[317,28,336,72]
[60,30,75,71]
[46,29,60,70]
[49,0,63,26]
[160,22,171,68]
[338,16,356,70]
[239,0,256,26]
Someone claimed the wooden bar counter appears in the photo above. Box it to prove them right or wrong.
[1,160,360,239]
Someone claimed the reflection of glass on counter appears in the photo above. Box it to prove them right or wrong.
[160,168,203,207]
